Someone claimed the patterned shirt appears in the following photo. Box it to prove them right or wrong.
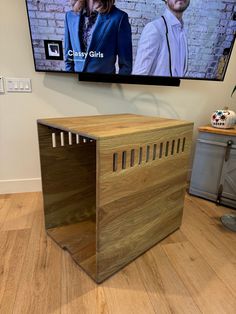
[79,9,98,52]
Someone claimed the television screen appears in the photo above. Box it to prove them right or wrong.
[26,0,236,81]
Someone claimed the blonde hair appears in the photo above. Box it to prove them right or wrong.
[70,0,115,14]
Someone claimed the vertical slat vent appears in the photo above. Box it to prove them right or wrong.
[171,140,175,155]
[52,133,56,148]
[68,132,72,145]
[60,132,65,146]
[139,147,143,165]
[159,143,163,159]
[146,146,150,162]
[51,130,94,148]
[182,137,186,152]
[111,137,187,171]
[153,144,157,160]
[122,151,127,169]
[113,153,118,172]
[165,141,169,157]
[177,139,181,153]
[130,149,135,167]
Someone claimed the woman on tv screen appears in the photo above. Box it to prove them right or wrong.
[26,0,236,81]
[64,0,133,74]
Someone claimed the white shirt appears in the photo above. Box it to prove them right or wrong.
[133,8,188,77]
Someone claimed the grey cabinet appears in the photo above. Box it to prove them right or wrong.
[189,126,236,209]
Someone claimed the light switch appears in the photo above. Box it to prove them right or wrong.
[6,78,32,93]
[0,76,4,93]
[25,81,30,90]
[20,81,24,90]
[14,81,18,90]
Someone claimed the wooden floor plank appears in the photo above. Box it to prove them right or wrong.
[42,238,62,314]
[1,193,38,231]
[100,262,156,314]
[60,250,97,314]
[135,246,201,314]
[12,211,46,313]
[0,195,11,231]
[163,240,236,314]
[0,229,31,314]
[184,194,236,256]
[181,198,236,296]
[13,196,62,314]
[0,192,236,314]
[188,194,235,219]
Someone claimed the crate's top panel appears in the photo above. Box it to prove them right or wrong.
[38,114,193,139]
[199,125,236,137]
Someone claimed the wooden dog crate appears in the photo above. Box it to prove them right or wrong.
[37,114,193,283]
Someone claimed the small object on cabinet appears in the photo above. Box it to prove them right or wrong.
[211,107,236,129]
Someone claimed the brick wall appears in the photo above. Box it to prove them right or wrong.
[27,0,236,79]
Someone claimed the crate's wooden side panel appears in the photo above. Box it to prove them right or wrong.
[38,123,97,279]
[98,125,192,205]
[96,125,193,282]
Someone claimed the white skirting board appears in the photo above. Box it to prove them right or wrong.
[0,178,42,194]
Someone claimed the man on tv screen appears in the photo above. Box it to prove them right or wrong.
[133,0,190,77]
[26,0,235,80]
[64,0,133,74]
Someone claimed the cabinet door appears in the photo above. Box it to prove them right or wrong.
[190,139,225,201]
[220,147,236,208]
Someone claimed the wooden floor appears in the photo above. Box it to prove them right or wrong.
[0,193,236,314]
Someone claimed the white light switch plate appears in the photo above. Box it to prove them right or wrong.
[0,76,4,93]
[6,78,32,93]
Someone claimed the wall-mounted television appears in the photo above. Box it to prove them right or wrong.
[25,0,236,85]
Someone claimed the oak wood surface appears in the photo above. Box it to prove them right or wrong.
[199,125,236,136]
[38,114,193,282]
[38,114,193,139]
[38,124,97,279]
[96,122,193,282]
[38,124,96,230]
[0,192,236,313]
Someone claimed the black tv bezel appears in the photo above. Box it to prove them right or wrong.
[25,0,236,86]
[78,73,181,86]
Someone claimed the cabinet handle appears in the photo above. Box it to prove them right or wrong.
[197,139,236,149]
[216,184,223,204]
[225,140,233,162]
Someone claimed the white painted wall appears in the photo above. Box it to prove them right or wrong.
[0,0,235,194]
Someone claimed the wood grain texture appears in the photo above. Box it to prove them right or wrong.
[38,114,193,139]
[199,125,236,136]
[38,124,96,230]
[38,114,193,283]
[163,239,236,313]
[135,246,202,314]
[47,220,96,281]
[182,196,236,294]
[38,124,97,279]
[1,193,236,313]
[96,122,193,282]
